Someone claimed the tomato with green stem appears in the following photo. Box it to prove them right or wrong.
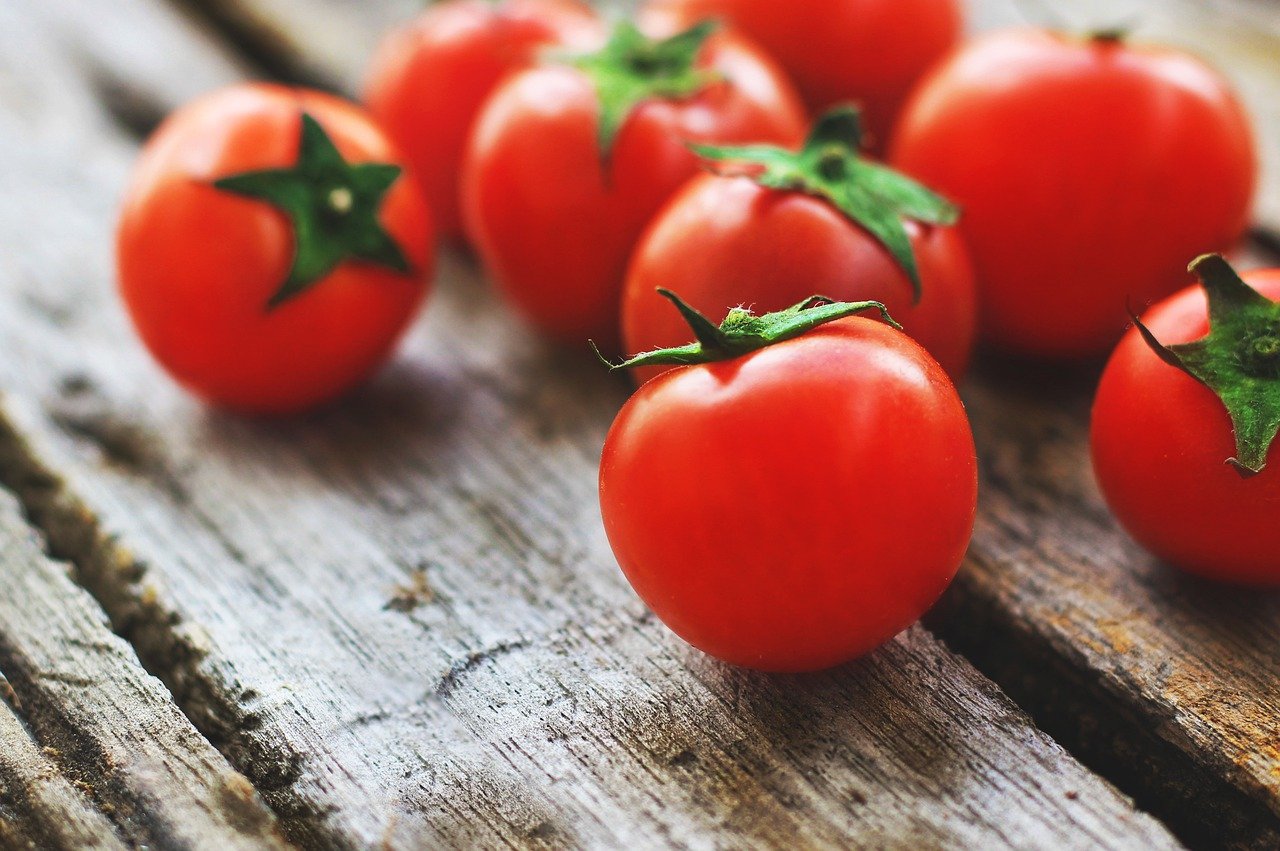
[1092,254,1280,584]
[364,0,600,242]
[640,0,962,149]
[599,293,978,671]
[622,105,975,384]
[463,20,806,353]
[116,83,433,414]
[890,28,1256,359]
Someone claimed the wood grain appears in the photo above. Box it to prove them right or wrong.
[136,0,1280,845]
[0,697,126,851]
[0,0,1184,847]
[0,482,287,849]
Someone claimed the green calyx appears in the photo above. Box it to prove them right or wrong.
[1133,253,1280,476]
[597,289,900,371]
[564,21,721,162]
[689,106,959,303]
[213,112,412,309]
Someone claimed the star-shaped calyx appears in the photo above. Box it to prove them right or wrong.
[213,112,411,309]
[596,289,899,371]
[564,21,721,164]
[1133,253,1280,476]
[690,105,959,302]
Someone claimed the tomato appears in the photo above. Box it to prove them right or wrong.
[116,83,433,414]
[622,108,976,384]
[640,0,962,148]
[599,297,978,671]
[1092,255,1280,584]
[462,21,806,353]
[364,0,599,241]
[891,29,1256,359]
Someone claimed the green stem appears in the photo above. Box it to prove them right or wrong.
[597,290,899,371]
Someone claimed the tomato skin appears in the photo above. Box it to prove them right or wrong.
[116,84,434,414]
[640,0,962,148]
[891,29,1256,359]
[622,174,977,383]
[363,0,599,241]
[599,318,978,671]
[1092,271,1280,585]
[462,32,806,353]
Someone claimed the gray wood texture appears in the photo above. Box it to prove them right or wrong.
[0,0,1192,848]
[165,0,1280,842]
[0,482,286,849]
[0,698,127,851]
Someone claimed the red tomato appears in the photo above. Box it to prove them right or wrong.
[116,84,433,414]
[640,0,962,148]
[622,173,976,383]
[364,0,599,241]
[1092,267,1280,585]
[600,316,978,672]
[891,29,1256,359]
[462,25,806,353]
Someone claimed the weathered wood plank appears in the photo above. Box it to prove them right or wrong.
[0,0,1182,847]
[157,0,1280,845]
[0,694,127,851]
[935,347,1280,849]
[0,482,287,849]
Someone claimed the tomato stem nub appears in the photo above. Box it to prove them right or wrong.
[689,105,958,303]
[213,112,412,309]
[562,21,721,165]
[1132,253,1280,476]
[595,290,900,371]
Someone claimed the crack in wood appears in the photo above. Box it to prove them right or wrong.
[0,408,303,846]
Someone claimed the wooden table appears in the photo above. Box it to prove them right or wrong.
[1,0,1277,848]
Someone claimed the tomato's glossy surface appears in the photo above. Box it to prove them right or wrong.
[462,32,806,353]
[364,0,599,241]
[641,0,961,147]
[891,30,1256,359]
[622,174,976,383]
[600,318,978,671]
[1092,270,1280,584]
[116,84,433,414]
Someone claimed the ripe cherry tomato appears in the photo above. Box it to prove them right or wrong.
[891,29,1256,359]
[640,0,962,148]
[364,0,600,241]
[599,297,978,671]
[1092,256,1280,584]
[116,83,433,414]
[622,108,976,383]
[463,22,806,353]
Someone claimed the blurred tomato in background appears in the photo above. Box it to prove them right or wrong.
[891,29,1256,359]
[639,0,962,148]
[462,24,806,352]
[365,0,601,242]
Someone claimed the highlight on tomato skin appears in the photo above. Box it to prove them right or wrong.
[598,299,978,673]
[460,20,807,355]
[890,27,1257,360]
[1091,259,1280,586]
[115,83,435,415]
[363,0,601,243]
[639,0,963,150]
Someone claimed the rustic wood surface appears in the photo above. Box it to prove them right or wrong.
[0,1,1185,847]
[0,482,285,850]
[0,0,1277,848]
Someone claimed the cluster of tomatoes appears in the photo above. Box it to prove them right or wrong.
[116,0,1275,673]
